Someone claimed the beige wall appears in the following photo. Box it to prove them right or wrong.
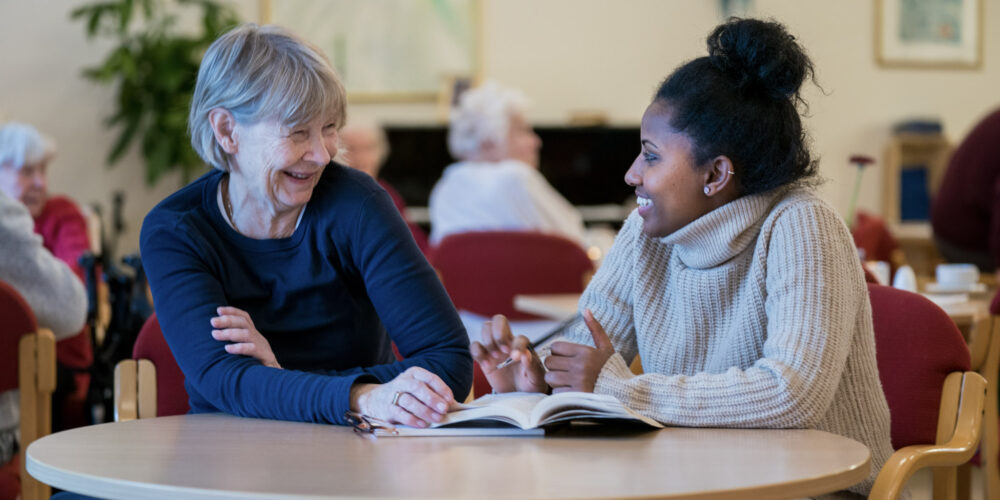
[1,0,998,254]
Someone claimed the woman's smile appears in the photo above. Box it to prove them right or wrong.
[636,194,653,216]
[281,169,318,185]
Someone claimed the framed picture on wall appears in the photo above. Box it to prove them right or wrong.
[260,0,482,102]
[875,0,983,69]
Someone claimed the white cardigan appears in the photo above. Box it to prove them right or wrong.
[428,159,585,245]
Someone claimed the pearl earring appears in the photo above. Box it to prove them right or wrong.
[704,186,711,195]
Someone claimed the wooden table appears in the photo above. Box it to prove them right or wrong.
[935,298,990,330]
[27,413,870,500]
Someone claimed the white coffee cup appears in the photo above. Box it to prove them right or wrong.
[865,261,891,286]
[892,265,918,292]
[936,263,979,288]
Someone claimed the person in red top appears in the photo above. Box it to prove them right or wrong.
[0,122,93,428]
[340,121,430,254]
[931,108,1000,280]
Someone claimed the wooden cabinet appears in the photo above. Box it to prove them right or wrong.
[881,133,953,276]
[881,133,952,226]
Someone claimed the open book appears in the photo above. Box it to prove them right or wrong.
[372,392,663,437]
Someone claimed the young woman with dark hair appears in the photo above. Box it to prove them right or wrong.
[472,18,894,497]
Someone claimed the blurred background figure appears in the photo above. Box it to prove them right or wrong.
[0,188,87,468]
[0,122,94,430]
[429,81,585,246]
[340,121,429,254]
[931,107,1000,280]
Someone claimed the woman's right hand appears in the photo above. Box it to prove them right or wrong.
[210,306,281,369]
[470,314,548,393]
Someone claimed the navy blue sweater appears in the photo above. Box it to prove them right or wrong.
[140,166,471,425]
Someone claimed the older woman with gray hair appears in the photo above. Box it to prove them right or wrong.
[140,24,471,427]
[428,81,585,245]
[0,123,88,335]
[0,122,94,430]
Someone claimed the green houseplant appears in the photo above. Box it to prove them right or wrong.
[72,0,239,185]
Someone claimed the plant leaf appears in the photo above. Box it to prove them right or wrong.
[74,0,241,186]
[107,113,142,165]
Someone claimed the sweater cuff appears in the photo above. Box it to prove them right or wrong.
[595,353,634,394]
[333,373,379,425]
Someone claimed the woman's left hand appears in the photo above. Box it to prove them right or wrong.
[350,367,456,428]
[210,306,281,369]
[543,309,614,393]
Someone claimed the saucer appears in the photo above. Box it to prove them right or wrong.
[923,282,988,294]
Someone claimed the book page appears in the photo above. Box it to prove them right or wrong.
[434,392,548,429]
[530,392,663,428]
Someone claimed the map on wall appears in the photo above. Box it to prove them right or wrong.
[269,0,480,100]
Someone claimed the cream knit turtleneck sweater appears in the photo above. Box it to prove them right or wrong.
[565,186,894,497]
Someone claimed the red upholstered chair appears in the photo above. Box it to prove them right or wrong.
[429,231,594,397]
[851,211,904,270]
[868,284,987,499]
[113,313,189,420]
[0,280,56,500]
[0,455,19,500]
[429,231,594,320]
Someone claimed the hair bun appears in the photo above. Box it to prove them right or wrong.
[707,18,813,101]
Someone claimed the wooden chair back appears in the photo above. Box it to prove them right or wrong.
[114,313,188,421]
[958,293,1000,499]
[0,280,56,500]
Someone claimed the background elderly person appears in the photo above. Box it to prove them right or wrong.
[472,18,893,497]
[0,190,87,468]
[140,24,471,427]
[340,121,429,254]
[0,122,93,429]
[428,81,585,246]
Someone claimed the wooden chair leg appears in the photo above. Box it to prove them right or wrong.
[114,359,139,422]
[955,463,971,500]
[932,467,958,500]
[18,330,55,500]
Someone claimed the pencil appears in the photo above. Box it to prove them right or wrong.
[495,312,582,370]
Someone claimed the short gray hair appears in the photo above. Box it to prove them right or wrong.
[189,23,347,171]
[447,81,528,161]
[0,122,56,168]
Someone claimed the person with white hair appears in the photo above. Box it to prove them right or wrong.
[0,188,87,467]
[0,122,57,218]
[0,121,94,429]
[428,81,585,245]
[340,121,429,253]
[141,24,471,428]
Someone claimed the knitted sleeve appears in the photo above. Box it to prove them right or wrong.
[563,211,640,366]
[591,201,865,428]
[0,193,86,339]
